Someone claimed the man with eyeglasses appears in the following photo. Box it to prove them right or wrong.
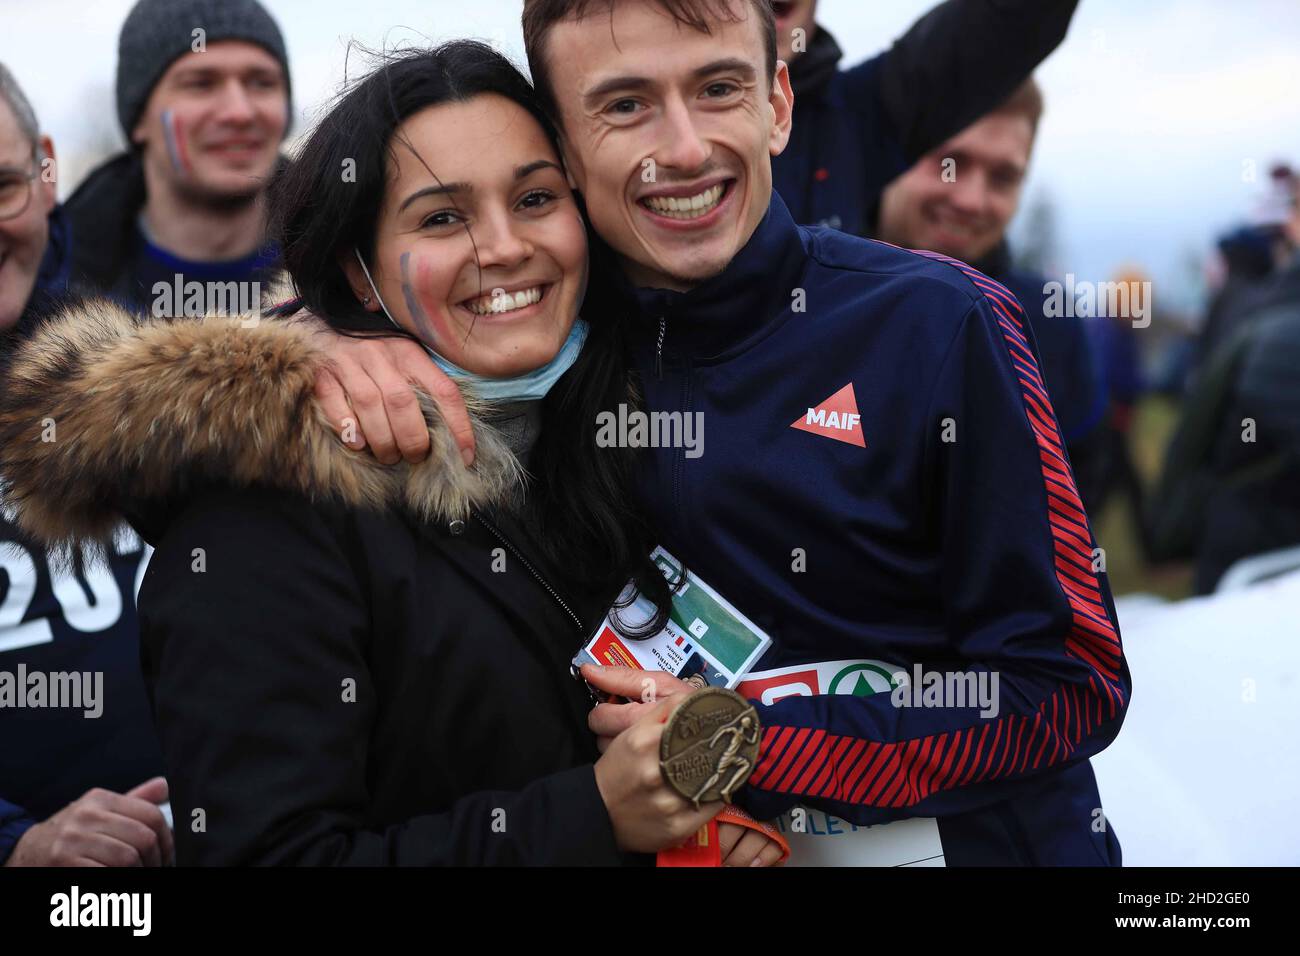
[0,63,172,868]
[0,68,61,334]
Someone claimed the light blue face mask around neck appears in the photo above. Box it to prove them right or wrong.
[353,247,589,402]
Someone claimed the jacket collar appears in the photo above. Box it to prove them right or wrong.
[788,25,844,101]
[36,204,72,297]
[622,191,808,362]
[62,152,146,290]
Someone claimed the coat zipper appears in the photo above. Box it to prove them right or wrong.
[471,509,585,635]
[674,366,691,515]
[654,315,666,380]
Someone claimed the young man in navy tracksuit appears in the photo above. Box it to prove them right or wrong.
[550,0,1127,866]
[322,0,1128,865]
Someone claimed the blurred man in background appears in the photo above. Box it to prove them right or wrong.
[771,0,1078,236]
[0,63,170,868]
[876,79,1107,511]
[1194,164,1297,372]
[63,0,291,309]
[1151,174,1300,593]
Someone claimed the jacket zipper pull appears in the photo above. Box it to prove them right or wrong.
[655,315,666,381]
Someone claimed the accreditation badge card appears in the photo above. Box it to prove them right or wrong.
[573,546,771,689]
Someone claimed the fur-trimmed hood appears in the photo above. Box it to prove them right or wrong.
[0,299,522,551]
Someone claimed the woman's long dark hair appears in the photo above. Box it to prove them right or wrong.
[268,41,674,633]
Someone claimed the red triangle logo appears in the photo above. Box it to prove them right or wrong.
[791,383,866,448]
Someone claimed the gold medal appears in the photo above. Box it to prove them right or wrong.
[659,687,762,808]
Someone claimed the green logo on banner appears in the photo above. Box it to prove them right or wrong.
[828,662,901,697]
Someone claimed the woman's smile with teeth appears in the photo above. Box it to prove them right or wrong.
[464,286,545,316]
[642,183,725,219]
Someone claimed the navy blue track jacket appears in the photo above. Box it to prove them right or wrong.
[624,194,1130,865]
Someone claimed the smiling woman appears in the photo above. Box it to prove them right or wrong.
[351,92,589,378]
[0,40,722,866]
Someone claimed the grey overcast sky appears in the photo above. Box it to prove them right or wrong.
[5,0,1300,310]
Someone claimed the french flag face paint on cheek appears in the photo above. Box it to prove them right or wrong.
[161,109,191,177]
[399,251,452,348]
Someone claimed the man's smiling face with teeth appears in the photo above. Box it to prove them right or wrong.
[545,0,793,291]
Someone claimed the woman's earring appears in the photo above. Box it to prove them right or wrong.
[362,295,373,307]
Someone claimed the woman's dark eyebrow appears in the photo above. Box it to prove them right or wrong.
[399,181,469,211]
[399,161,559,211]
[515,160,561,180]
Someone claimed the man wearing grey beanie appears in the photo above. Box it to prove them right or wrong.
[64,0,292,310]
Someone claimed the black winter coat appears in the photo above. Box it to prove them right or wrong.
[0,300,635,865]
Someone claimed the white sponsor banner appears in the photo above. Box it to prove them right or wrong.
[737,659,945,867]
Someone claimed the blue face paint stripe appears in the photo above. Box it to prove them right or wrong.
[399,251,441,346]
[161,109,186,176]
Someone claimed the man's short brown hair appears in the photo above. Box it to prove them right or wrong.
[522,0,777,122]
[992,78,1045,139]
